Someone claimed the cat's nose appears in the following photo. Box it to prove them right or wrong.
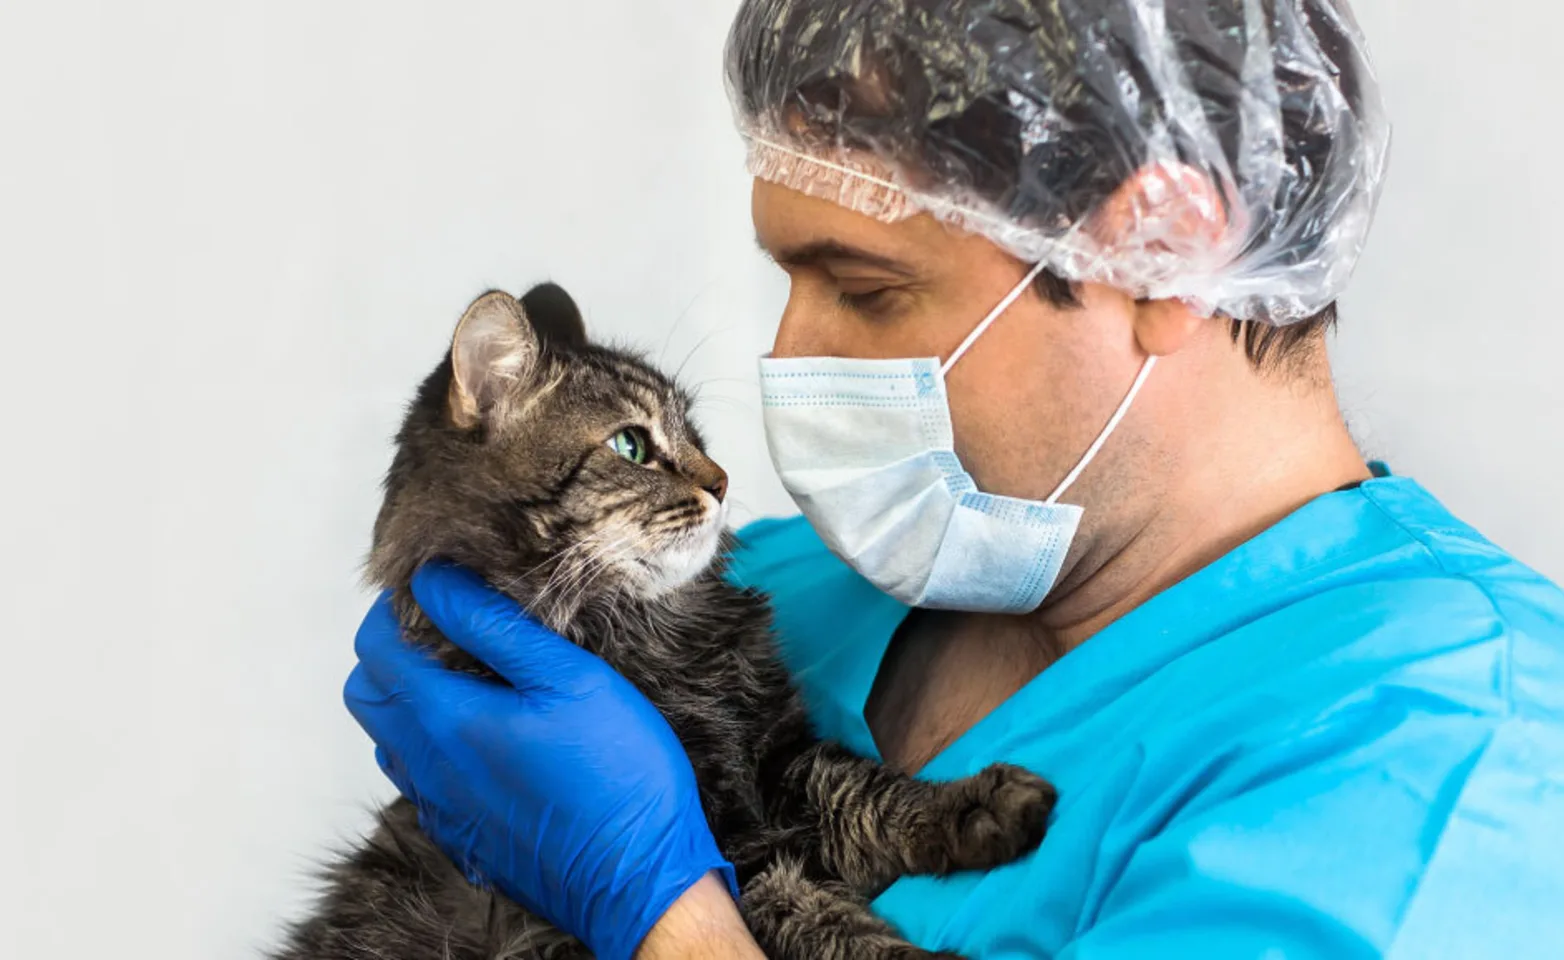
[701,467,729,505]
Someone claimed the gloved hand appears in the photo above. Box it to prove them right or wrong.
[343,563,737,960]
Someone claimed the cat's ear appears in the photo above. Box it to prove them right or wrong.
[519,282,588,351]
[448,290,539,430]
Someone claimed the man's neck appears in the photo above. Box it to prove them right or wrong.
[870,352,1368,773]
[1037,374,1370,653]
[871,434,1369,774]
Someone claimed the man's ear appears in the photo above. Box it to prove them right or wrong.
[448,291,539,430]
[1090,163,1235,357]
[1090,162,1232,259]
[519,282,588,351]
[1132,297,1207,357]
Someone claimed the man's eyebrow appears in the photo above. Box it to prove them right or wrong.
[755,237,915,275]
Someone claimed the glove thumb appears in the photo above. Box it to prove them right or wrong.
[410,562,608,693]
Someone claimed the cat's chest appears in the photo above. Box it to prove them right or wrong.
[609,638,771,729]
[590,623,785,781]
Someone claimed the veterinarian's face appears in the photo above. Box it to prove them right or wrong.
[752,178,1152,507]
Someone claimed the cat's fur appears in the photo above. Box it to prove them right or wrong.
[274,284,1056,960]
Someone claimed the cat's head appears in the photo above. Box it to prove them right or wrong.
[369,284,730,619]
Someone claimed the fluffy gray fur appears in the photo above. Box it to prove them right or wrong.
[272,284,1056,960]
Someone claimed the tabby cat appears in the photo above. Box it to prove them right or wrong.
[274,284,1056,960]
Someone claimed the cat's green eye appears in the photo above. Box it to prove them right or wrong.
[608,427,653,465]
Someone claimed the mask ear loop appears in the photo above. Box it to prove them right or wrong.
[935,259,1158,505]
[1046,355,1158,504]
[940,262,1052,376]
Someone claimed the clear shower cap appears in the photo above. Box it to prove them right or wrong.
[725,0,1390,324]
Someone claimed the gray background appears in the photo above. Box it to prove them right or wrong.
[1,1,1558,956]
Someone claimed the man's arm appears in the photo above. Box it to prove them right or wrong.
[638,873,766,960]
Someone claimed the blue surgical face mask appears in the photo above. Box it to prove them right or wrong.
[758,263,1157,614]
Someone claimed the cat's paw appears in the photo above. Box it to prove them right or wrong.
[936,763,1055,872]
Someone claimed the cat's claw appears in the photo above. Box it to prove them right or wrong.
[939,763,1056,872]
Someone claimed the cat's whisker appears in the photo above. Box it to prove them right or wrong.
[657,283,719,366]
[529,552,598,614]
[515,540,591,583]
[535,552,605,613]
[724,497,762,525]
[545,550,611,602]
[533,531,639,616]
[693,396,759,416]
[687,377,759,392]
[673,326,743,383]
[503,536,608,602]
[573,532,657,605]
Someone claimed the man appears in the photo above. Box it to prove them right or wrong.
[346,1,1564,957]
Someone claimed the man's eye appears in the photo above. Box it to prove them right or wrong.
[837,289,893,313]
[607,427,653,465]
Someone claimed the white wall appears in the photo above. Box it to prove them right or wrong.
[0,2,1558,957]
[1335,0,1564,572]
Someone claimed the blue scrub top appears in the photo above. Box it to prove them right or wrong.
[727,474,1564,959]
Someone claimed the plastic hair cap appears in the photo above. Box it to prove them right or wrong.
[726,0,1390,324]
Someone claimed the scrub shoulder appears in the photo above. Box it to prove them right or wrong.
[728,515,828,588]
[729,484,1564,727]
[727,514,893,702]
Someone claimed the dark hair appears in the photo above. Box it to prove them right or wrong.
[1032,270,1337,371]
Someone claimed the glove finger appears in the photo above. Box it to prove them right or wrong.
[374,743,466,815]
[410,561,609,692]
[345,664,482,813]
[351,590,455,695]
[353,597,537,728]
[377,746,488,888]
[343,661,399,731]
[375,745,417,800]
[351,614,566,790]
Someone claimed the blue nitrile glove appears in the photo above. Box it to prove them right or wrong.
[343,563,737,960]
